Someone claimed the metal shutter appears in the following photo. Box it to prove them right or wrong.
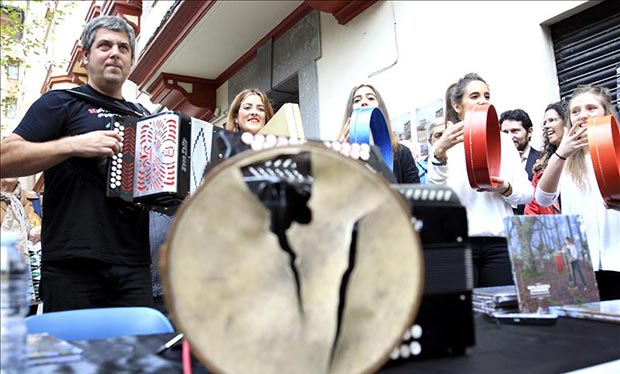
[551,0,620,111]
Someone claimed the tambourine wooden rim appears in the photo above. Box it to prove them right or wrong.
[587,115,620,209]
[463,104,501,190]
[160,143,424,374]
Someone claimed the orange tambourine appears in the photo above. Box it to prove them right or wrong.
[587,115,620,210]
[463,104,502,191]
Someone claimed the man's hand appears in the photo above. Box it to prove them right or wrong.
[69,130,122,157]
[29,226,41,244]
[1,130,122,178]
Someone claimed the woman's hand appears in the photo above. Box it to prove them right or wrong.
[490,176,511,196]
[433,120,463,159]
[338,118,351,143]
[555,121,588,159]
[29,226,41,244]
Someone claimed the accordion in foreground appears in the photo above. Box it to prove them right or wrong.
[107,111,224,206]
[386,184,475,363]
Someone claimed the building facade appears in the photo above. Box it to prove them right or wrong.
[3,0,619,157]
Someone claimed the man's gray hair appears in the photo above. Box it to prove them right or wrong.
[81,16,136,58]
[427,116,445,143]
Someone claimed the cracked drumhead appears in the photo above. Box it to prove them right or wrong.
[160,143,424,374]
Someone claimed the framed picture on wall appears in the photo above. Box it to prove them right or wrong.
[391,112,419,160]
[391,111,412,141]
[414,99,443,157]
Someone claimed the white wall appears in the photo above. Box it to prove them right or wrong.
[316,0,590,150]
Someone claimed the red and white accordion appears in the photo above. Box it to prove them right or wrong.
[107,111,222,206]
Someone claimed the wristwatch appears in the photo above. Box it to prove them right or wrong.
[433,152,448,165]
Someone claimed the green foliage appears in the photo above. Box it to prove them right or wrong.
[1,95,16,117]
[0,0,74,73]
[520,266,542,281]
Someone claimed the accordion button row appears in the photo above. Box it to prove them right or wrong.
[397,187,454,202]
[389,324,424,360]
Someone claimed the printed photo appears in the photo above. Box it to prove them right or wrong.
[504,215,599,313]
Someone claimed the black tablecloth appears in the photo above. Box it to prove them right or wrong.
[27,314,620,374]
[382,314,620,374]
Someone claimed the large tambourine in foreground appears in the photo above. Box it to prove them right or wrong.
[160,144,424,374]
[463,104,502,191]
[587,115,620,210]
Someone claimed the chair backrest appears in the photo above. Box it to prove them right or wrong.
[25,307,174,341]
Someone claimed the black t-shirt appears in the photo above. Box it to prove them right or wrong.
[14,84,150,265]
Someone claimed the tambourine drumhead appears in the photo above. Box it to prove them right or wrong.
[160,144,424,374]
[349,107,394,171]
[587,115,620,210]
[463,104,501,191]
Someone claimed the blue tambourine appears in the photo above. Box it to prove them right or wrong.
[349,107,394,171]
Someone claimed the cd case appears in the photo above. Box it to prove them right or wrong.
[503,215,600,313]
[473,285,519,315]
[27,333,84,366]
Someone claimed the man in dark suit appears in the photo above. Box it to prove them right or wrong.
[500,109,541,214]
[500,109,541,181]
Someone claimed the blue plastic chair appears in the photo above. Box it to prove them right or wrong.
[25,307,174,341]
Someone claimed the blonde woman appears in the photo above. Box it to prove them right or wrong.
[536,85,620,300]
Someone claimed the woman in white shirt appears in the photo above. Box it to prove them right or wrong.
[535,84,620,301]
[428,73,533,287]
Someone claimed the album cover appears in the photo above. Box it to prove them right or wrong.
[503,215,600,313]
[550,300,620,323]
[27,333,84,366]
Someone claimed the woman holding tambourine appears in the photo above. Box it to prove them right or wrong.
[536,85,620,301]
[428,73,534,288]
[339,84,420,184]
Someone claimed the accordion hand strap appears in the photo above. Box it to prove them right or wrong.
[65,87,148,117]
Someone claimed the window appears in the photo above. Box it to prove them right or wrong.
[7,64,19,80]
[268,74,300,113]
[3,97,17,119]
[5,102,17,119]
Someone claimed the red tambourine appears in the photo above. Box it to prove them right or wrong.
[587,115,620,211]
[463,104,502,191]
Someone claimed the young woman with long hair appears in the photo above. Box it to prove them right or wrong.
[535,85,620,300]
[428,73,533,287]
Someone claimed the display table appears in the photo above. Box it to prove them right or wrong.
[27,313,620,374]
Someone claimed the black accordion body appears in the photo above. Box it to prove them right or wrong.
[386,183,475,363]
[107,111,223,206]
